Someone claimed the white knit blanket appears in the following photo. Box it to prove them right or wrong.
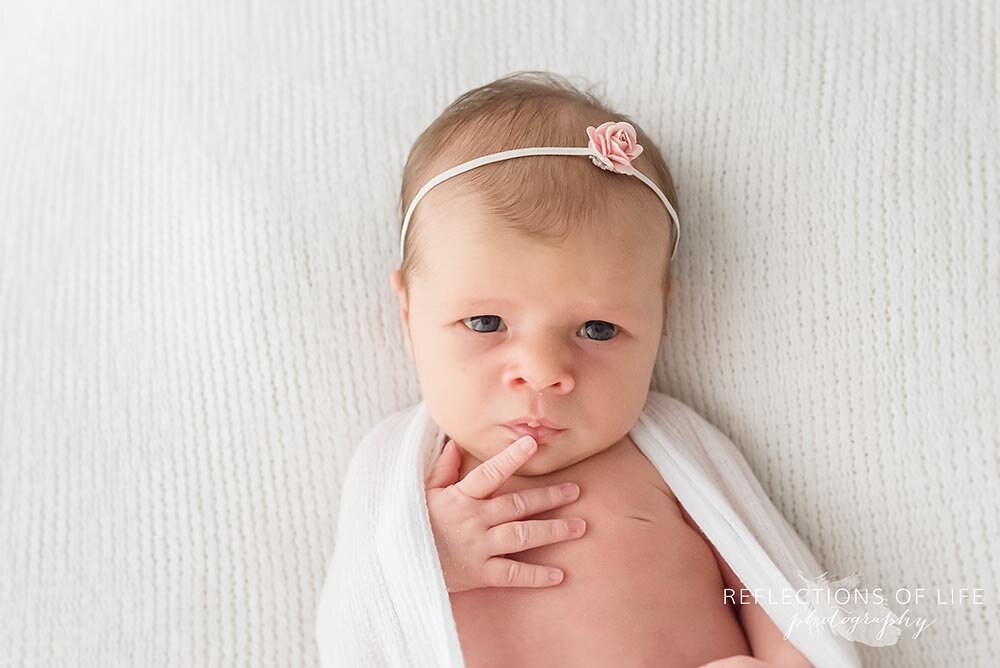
[315,392,863,667]
[3,3,997,667]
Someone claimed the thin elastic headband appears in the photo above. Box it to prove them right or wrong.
[399,121,680,263]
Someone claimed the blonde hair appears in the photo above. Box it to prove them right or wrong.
[397,71,679,309]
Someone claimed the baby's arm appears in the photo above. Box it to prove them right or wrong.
[680,506,813,668]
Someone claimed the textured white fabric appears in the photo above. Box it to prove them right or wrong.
[1,1,998,667]
[315,392,864,668]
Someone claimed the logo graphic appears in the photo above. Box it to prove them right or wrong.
[789,571,910,646]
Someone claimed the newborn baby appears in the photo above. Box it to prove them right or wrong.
[384,74,815,667]
[316,72,860,668]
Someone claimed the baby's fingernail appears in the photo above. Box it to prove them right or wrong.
[519,436,536,452]
[548,569,563,582]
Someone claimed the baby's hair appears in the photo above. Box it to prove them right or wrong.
[397,70,679,304]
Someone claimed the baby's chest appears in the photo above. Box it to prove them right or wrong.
[449,442,751,667]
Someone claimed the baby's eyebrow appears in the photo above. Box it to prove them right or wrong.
[454,298,514,309]
[453,297,641,316]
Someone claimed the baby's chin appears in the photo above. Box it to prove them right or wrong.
[512,456,575,477]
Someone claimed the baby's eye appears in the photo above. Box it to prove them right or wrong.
[463,315,506,333]
[461,315,619,341]
[580,320,618,341]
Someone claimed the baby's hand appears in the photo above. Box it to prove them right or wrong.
[424,435,587,593]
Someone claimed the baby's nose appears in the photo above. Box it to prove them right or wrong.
[502,335,576,394]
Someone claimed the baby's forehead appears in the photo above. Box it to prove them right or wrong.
[420,187,666,261]
[419,223,663,314]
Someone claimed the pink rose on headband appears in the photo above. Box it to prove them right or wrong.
[586,121,644,175]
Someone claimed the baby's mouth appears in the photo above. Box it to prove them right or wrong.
[503,422,565,445]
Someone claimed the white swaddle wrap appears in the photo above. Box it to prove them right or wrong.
[315,391,863,667]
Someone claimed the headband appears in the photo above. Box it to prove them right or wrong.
[399,120,680,262]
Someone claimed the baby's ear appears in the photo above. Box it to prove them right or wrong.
[661,276,675,336]
[389,269,414,359]
[389,269,409,321]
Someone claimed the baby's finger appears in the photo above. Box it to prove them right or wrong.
[483,482,580,526]
[425,440,460,490]
[481,555,565,588]
[455,435,537,500]
[486,518,587,556]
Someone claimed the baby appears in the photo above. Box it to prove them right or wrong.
[382,72,818,668]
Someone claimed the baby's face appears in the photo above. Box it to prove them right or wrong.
[391,189,671,476]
